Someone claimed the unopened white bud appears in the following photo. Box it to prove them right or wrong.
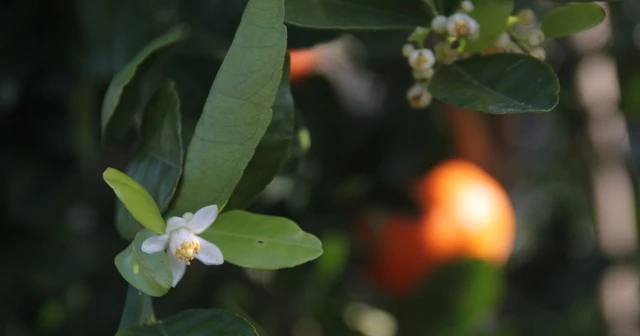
[413,68,435,80]
[408,48,435,71]
[431,15,448,34]
[406,84,432,109]
[435,42,458,64]
[447,13,480,39]
[495,32,511,48]
[517,9,536,26]
[402,44,415,57]
[530,47,546,61]
[460,0,474,13]
[528,29,545,47]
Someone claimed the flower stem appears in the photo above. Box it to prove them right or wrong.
[118,285,156,330]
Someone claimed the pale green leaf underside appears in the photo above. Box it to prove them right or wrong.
[115,230,173,297]
[541,3,605,39]
[200,210,323,270]
[104,168,165,234]
[465,0,514,53]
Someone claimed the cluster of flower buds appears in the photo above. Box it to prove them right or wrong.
[401,4,552,109]
[482,9,546,61]
[402,1,481,109]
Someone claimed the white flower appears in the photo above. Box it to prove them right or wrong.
[435,42,458,64]
[407,84,432,109]
[530,47,546,61]
[495,32,511,48]
[141,204,224,287]
[447,13,480,39]
[413,68,434,80]
[528,29,545,47]
[460,0,474,13]
[408,48,435,71]
[431,15,448,34]
[402,44,415,58]
[517,9,536,26]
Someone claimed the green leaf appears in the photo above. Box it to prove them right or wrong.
[199,210,323,269]
[284,0,428,30]
[541,3,605,39]
[101,25,188,144]
[118,285,155,330]
[399,259,503,335]
[429,54,559,114]
[104,168,165,234]
[168,0,287,216]
[225,55,295,210]
[117,309,258,336]
[115,230,173,297]
[552,0,619,3]
[465,0,514,53]
[115,81,183,240]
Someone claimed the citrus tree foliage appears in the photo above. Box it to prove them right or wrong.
[96,0,608,334]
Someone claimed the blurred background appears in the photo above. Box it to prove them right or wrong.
[1,0,640,335]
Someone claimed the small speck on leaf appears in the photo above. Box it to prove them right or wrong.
[257,240,264,244]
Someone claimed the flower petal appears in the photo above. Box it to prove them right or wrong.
[195,237,224,265]
[167,250,187,287]
[141,234,169,254]
[166,216,187,233]
[186,205,218,234]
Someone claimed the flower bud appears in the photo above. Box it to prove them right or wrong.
[407,84,432,109]
[460,0,474,13]
[408,48,436,71]
[413,68,435,80]
[517,9,536,25]
[431,15,448,34]
[447,13,480,39]
[530,47,545,61]
[528,29,545,47]
[402,44,415,57]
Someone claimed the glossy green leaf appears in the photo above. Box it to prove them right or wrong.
[114,230,173,297]
[115,81,183,240]
[465,0,514,53]
[117,309,258,336]
[429,54,559,114]
[284,0,428,30]
[104,168,165,234]
[225,55,294,210]
[118,285,155,330]
[199,210,323,269]
[101,25,188,144]
[400,259,503,335]
[168,0,287,216]
[541,3,605,39]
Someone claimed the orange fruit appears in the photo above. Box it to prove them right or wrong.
[417,159,515,265]
[364,214,431,296]
[362,159,516,296]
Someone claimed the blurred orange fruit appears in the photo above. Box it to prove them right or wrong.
[416,159,515,265]
[289,48,320,83]
[363,214,430,296]
[362,159,516,296]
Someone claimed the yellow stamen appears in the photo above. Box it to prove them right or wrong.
[452,20,472,37]
[175,240,201,265]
